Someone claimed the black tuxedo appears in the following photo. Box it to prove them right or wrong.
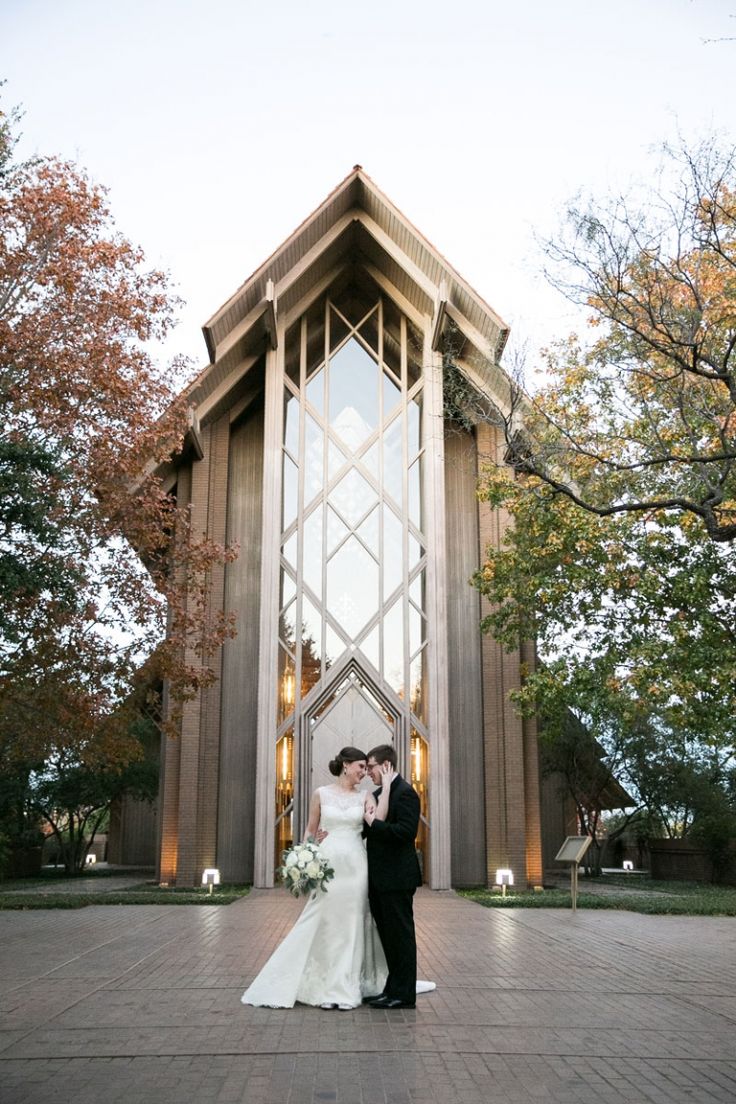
[364,774,422,1004]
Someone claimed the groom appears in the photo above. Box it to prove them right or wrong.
[363,744,422,1009]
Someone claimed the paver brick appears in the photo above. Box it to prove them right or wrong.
[0,889,735,1102]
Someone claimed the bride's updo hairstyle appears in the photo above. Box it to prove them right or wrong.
[328,746,367,776]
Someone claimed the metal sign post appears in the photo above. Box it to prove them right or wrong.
[554,836,593,912]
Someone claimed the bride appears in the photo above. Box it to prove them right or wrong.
[241,746,387,1009]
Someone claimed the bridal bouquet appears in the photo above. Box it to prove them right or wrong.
[278,838,335,898]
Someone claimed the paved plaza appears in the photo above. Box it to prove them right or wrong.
[1,888,735,1104]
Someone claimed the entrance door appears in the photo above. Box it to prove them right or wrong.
[310,682,393,793]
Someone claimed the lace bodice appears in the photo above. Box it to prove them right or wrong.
[318,785,365,834]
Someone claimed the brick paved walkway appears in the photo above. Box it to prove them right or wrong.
[1,888,735,1103]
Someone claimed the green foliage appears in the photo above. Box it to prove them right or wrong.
[459,883,736,915]
[509,137,736,543]
[0,883,250,909]
[474,439,735,851]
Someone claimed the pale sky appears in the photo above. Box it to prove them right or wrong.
[3,0,735,377]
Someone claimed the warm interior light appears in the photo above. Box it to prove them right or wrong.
[411,736,421,782]
[281,734,292,782]
[282,668,295,708]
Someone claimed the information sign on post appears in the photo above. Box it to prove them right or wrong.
[554,835,593,912]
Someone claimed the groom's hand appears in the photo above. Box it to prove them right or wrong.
[380,764,397,788]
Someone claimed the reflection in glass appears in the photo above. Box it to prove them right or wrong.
[304,415,323,505]
[411,730,429,879]
[303,505,323,599]
[383,505,402,600]
[280,569,296,610]
[409,604,425,660]
[325,622,347,667]
[410,652,425,722]
[382,415,402,506]
[327,536,379,639]
[282,532,297,569]
[360,440,380,482]
[329,339,379,451]
[409,570,425,612]
[301,595,322,693]
[275,731,294,869]
[383,598,404,696]
[282,452,298,530]
[284,389,299,457]
[383,370,401,421]
[278,645,295,724]
[327,438,347,481]
[330,467,378,527]
[407,390,422,458]
[357,506,379,556]
[306,366,324,416]
[408,456,422,529]
[326,506,350,555]
[279,598,297,649]
[359,624,379,671]
[408,533,423,571]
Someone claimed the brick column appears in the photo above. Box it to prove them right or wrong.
[477,423,542,888]
[175,427,212,886]
[194,413,230,878]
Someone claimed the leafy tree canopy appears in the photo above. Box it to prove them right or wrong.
[502,137,736,543]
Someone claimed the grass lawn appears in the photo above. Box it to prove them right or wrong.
[459,876,736,916]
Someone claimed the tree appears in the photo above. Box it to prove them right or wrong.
[0,100,236,870]
[498,137,736,543]
[473,464,736,867]
[460,136,736,871]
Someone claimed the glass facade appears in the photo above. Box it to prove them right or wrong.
[274,285,430,867]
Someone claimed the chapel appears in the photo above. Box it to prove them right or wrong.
[111,168,571,888]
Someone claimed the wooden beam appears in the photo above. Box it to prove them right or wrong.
[208,213,355,365]
[355,213,438,304]
[279,260,350,331]
[431,279,448,351]
[183,407,204,461]
[360,261,425,329]
[265,279,278,349]
[193,353,262,425]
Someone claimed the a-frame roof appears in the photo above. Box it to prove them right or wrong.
[185,167,510,425]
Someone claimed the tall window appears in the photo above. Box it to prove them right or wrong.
[274,283,429,854]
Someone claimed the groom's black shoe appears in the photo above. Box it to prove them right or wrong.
[362,993,387,1005]
[367,995,415,1009]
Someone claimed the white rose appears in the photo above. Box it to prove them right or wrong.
[316,870,324,879]
[288,867,300,881]
[306,861,320,877]
[285,852,298,867]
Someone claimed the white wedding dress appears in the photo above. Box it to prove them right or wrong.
[241,785,387,1008]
